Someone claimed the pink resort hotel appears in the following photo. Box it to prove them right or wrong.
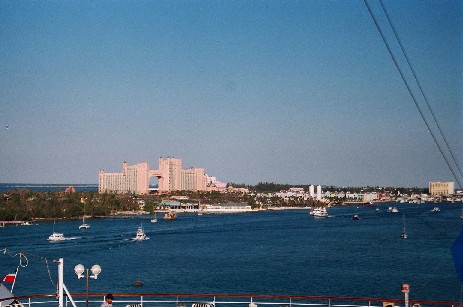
[98,157,226,195]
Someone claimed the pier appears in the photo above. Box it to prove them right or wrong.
[0,221,27,227]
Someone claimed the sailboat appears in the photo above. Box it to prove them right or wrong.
[79,215,90,229]
[79,207,90,229]
[401,214,408,239]
[198,199,203,216]
[151,212,158,223]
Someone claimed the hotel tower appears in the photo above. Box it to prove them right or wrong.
[99,157,212,194]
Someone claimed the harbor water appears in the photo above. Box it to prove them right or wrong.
[1,202,462,302]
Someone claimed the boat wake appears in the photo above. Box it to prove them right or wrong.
[132,237,150,242]
[63,236,81,241]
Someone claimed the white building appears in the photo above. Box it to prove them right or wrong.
[202,202,252,213]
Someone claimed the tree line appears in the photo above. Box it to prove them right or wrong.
[0,190,144,221]
[0,189,255,221]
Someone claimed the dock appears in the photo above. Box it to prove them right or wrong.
[0,221,27,227]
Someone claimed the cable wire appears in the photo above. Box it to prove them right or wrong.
[363,0,463,189]
[378,0,463,187]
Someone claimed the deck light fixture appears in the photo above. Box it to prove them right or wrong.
[74,264,85,278]
[90,264,102,279]
[74,264,102,307]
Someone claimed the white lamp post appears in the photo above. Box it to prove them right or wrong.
[74,264,101,307]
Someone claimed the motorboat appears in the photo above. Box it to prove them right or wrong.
[164,211,177,221]
[390,207,399,213]
[311,207,328,218]
[431,207,440,212]
[352,214,360,220]
[48,232,65,242]
[133,226,149,241]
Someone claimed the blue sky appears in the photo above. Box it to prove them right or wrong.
[0,0,461,188]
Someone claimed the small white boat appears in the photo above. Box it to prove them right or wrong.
[151,212,158,223]
[391,207,399,213]
[198,200,204,216]
[401,214,408,239]
[79,207,90,229]
[133,225,149,241]
[352,214,360,220]
[79,216,90,229]
[311,207,328,218]
[431,207,440,212]
[79,223,90,229]
[48,232,65,242]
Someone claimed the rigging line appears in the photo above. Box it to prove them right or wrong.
[2,247,49,261]
[18,253,29,268]
[363,0,463,189]
[1,248,56,288]
[44,258,56,287]
[378,0,463,185]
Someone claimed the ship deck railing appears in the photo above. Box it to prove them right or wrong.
[0,293,458,307]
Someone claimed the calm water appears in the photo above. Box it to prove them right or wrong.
[1,203,462,302]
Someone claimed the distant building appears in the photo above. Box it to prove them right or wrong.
[157,157,182,192]
[202,202,252,213]
[65,186,75,193]
[346,192,363,201]
[276,187,308,199]
[181,167,206,191]
[362,192,378,202]
[99,157,224,195]
[161,200,181,209]
[204,175,227,192]
[429,181,455,196]
[99,162,150,194]
[227,186,250,194]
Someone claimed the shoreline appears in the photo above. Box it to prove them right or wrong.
[7,200,458,223]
